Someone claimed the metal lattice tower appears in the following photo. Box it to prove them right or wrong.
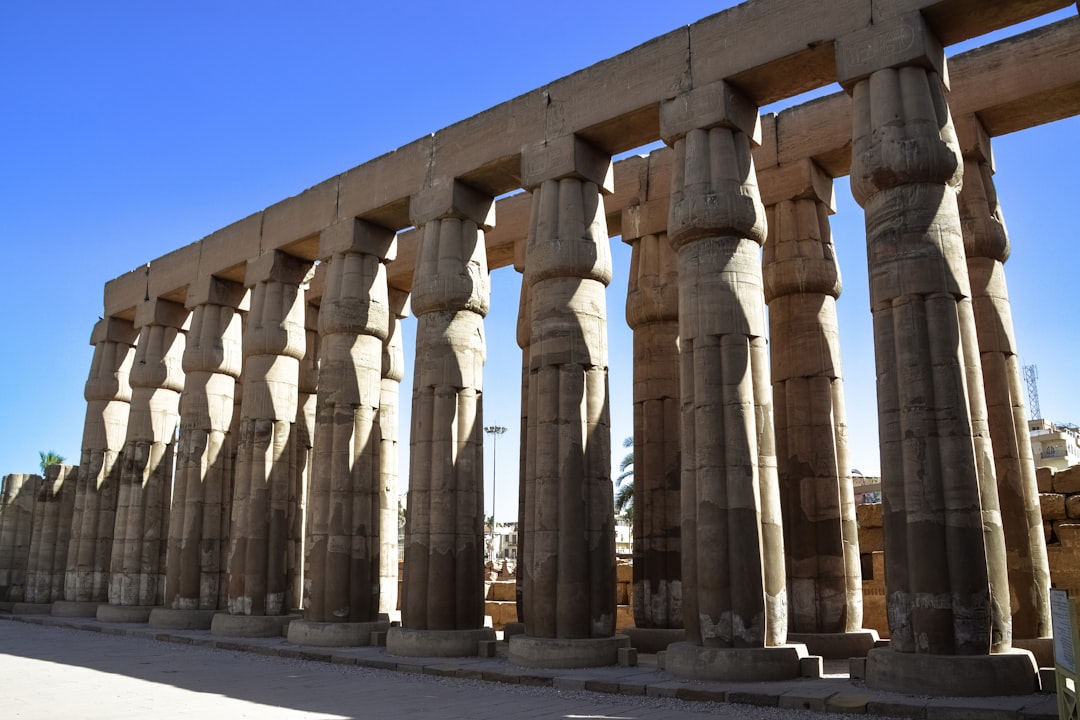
[1023,364,1041,421]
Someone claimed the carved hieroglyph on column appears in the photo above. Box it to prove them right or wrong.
[108,298,187,608]
[25,464,77,604]
[400,181,492,637]
[65,317,137,603]
[164,277,244,612]
[228,250,312,617]
[622,156,682,631]
[379,289,408,616]
[760,160,863,638]
[519,135,615,642]
[838,14,1012,656]
[662,82,787,650]
[302,220,393,626]
[957,116,1050,641]
[0,473,42,602]
[289,303,319,613]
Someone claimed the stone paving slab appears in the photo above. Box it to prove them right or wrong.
[0,613,1059,720]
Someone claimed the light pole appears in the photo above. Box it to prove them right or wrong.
[484,424,507,564]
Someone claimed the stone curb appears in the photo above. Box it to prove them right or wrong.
[0,614,1058,720]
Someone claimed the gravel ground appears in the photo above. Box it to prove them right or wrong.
[0,620,896,720]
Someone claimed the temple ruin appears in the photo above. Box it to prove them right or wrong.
[2,0,1079,698]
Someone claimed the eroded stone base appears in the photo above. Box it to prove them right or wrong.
[1013,637,1054,668]
[11,602,53,615]
[623,627,686,654]
[788,630,879,659]
[386,627,496,657]
[865,647,1039,696]
[664,642,808,681]
[211,612,297,638]
[51,601,102,618]
[96,604,155,623]
[287,619,390,647]
[509,635,630,668]
[148,608,217,630]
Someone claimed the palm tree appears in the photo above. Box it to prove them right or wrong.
[614,436,633,524]
[38,450,65,476]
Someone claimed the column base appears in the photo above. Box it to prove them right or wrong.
[51,601,102,618]
[622,627,686,654]
[211,612,298,638]
[787,630,879,659]
[11,602,53,615]
[148,608,217,630]
[287,619,390,647]
[865,646,1039,696]
[502,621,525,641]
[509,635,630,668]
[665,641,808,681]
[1013,637,1054,668]
[386,627,496,657]
[96,604,155,623]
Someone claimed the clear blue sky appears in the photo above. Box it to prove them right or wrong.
[1,2,1077,522]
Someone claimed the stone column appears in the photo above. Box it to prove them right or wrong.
[24,464,77,606]
[289,302,319,613]
[390,181,495,657]
[287,220,393,647]
[509,134,621,669]
[659,81,802,682]
[378,289,408,618]
[153,277,244,629]
[836,12,1035,695]
[0,473,42,604]
[513,251,530,629]
[759,158,875,659]
[957,116,1051,650]
[215,250,312,638]
[59,317,137,614]
[620,152,685,653]
[99,298,187,622]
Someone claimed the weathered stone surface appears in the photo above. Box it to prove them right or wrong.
[401,187,490,634]
[1040,494,1066,521]
[378,290,408,617]
[623,154,682,632]
[109,298,188,608]
[24,465,77,604]
[305,221,394,625]
[844,40,1011,656]
[520,137,615,641]
[1036,466,1055,494]
[65,316,137,604]
[856,503,883,528]
[958,120,1050,641]
[666,83,785,651]
[165,280,244,612]
[1054,465,1080,494]
[763,159,861,637]
[228,250,312,617]
[0,473,43,602]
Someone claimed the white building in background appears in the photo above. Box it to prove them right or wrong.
[1030,419,1080,471]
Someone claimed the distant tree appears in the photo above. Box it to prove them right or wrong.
[38,450,65,476]
[614,436,634,525]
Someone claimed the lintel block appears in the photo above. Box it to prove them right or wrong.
[659,80,760,145]
[134,297,189,330]
[244,250,314,289]
[835,11,947,91]
[621,201,669,244]
[319,218,398,262]
[185,275,248,310]
[520,134,613,193]
[410,179,496,229]
[758,158,836,210]
[89,316,138,346]
[955,113,994,169]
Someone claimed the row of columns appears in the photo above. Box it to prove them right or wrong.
[0,10,1054,696]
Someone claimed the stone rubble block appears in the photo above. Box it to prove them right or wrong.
[1039,493,1066,521]
[855,503,883,528]
[1036,466,1056,493]
[1054,465,1080,494]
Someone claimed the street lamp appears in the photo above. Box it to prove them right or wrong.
[484,424,508,564]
